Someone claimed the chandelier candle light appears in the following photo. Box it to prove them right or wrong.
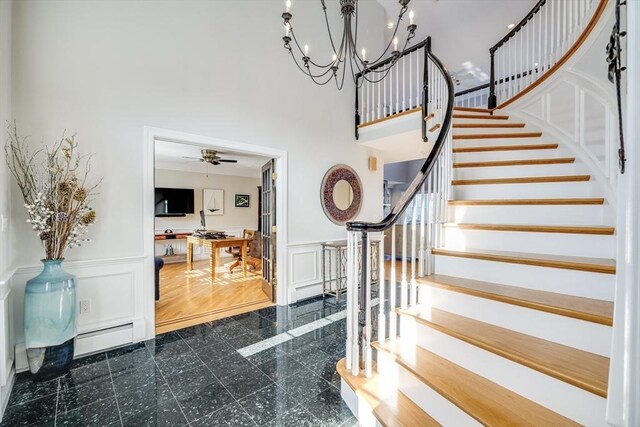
[281,0,418,89]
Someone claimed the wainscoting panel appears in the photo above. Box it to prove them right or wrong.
[0,272,15,420]
[287,243,326,303]
[11,256,146,371]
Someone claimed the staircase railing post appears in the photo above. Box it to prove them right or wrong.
[421,37,431,142]
[359,231,368,371]
[488,48,497,109]
[355,77,361,140]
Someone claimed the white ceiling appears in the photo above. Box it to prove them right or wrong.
[375,0,537,89]
[154,140,271,178]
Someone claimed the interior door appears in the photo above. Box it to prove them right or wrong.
[261,160,276,301]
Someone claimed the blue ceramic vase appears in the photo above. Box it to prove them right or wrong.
[24,259,77,381]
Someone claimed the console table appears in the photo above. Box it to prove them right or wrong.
[187,235,253,281]
[321,240,379,302]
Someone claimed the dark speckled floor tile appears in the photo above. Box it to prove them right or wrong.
[174,382,236,422]
[0,394,57,427]
[111,361,166,395]
[244,347,286,366]
[68,352,107,369]
[191,402,256,427]
[6,373,59,407]
[288,342,333,369]
[147,330,183,347]
[219,366,274,400]
[60,360,112,390]
[146,338,192,362]
[56,396,121,427]
[203,351,254,379]
[116,382,175,418]
[155,350,204,377]
[57,375,115,412]
[106,343,154,374]
[165,365,219,399]
[276,369,332,402]
[237,383,298,425]
[228,332,265,349]
[265,404,321,427]
[192,340,239,363]
[120,397,188,427]
[305,386,354,426]
[256,355,310,382]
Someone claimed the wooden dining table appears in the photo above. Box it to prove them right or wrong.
[186,235,253,281]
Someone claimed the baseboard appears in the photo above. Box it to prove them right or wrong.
[0,366,15,422]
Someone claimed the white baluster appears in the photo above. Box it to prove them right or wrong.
[410,193,418,307]
[402,55,406,112]
[377,78,381,121]
[346,232,354,371]
[419,182,426,280]
[409,50,413,109]
[401,214,408,310]
[364,232,372,378]
[384,72,387,117]
[378,233,386,349]
[416,49,420,108]
[351,232,359,375]
[395,57,399,115]
[389,225,397,341]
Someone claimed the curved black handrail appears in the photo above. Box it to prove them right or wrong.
[347,48,455,232]
[490,0,547,53]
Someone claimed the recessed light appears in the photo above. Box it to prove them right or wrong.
[507,23,516,29]
[387,22,394,29]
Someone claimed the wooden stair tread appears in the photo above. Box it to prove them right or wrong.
[374,340,580,426]
[452,143,558,153]
[452,175,590,185]
[453,122,526,128]
[397,308,610,397]
[453,113,509,120]
[432,247,616,274]
[454,158,575,168]
[448,198,605,206]
[418,274,614,325]
[453,106,494,113]
[336,358,440,427]
[358,107,421,129]
[453,132,542,140]
[443,223,614,235]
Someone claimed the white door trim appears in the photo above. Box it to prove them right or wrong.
[143,126,289,340]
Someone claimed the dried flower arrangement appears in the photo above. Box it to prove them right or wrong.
[5,123,102,260]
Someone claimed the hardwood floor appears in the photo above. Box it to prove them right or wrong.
[155,259,272,334]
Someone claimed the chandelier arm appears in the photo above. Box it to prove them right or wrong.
[289,51,336,79]
[320,0,339,56]
[289,27,335,69]
[336,54,348,90]
[363,7,409,65]
[366,36,411,75]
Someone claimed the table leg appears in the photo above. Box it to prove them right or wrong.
[241,244,247,278]
[187,241,193,271]
[210,246,217,281]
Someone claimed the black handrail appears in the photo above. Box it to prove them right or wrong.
[489,0,546,108]
[490,0,547,53]
[347,44,455,232]
[356,39,430,78]
[455,83,489,97]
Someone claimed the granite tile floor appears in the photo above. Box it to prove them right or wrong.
[1,296,363,427]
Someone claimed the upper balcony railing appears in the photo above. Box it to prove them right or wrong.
[454,0,607,109]
[356,38,432,142]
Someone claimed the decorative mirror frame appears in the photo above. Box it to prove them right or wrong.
[320,164,363,225]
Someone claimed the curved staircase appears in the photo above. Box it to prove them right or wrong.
[340,107,616,426]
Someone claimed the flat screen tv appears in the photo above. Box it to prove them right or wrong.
[155,188,194,217]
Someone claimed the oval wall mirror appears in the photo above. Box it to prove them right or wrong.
[320,164,363,225]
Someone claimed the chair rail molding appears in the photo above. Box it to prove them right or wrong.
[143,126,289,342]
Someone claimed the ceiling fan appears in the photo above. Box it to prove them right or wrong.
[182,149,238,166]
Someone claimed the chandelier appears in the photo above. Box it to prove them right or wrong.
[281,0,417,90]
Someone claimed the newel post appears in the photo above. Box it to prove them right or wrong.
[422,37,431,142]
[488,48,497,109]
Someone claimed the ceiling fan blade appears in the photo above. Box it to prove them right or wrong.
[182,156,204,161]
[217,159,238,163]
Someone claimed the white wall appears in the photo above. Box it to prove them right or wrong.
[0,0,14,417]
[154,168,260,232]
[7,0,385,354]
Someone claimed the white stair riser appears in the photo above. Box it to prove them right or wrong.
[452,181,595,199]
[340,379,378,427]
[443,227,615,258]
[453,148,568,162]
[402,316,608,426]
[448,204,606,226]
[377,350,482,427]
[452,117,512,124]
[452,137,552,148]
[434,254,615,300]
[422,285,612,356]
[453,162,582,179]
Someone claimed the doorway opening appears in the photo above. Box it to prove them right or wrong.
[147,132,285,335]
